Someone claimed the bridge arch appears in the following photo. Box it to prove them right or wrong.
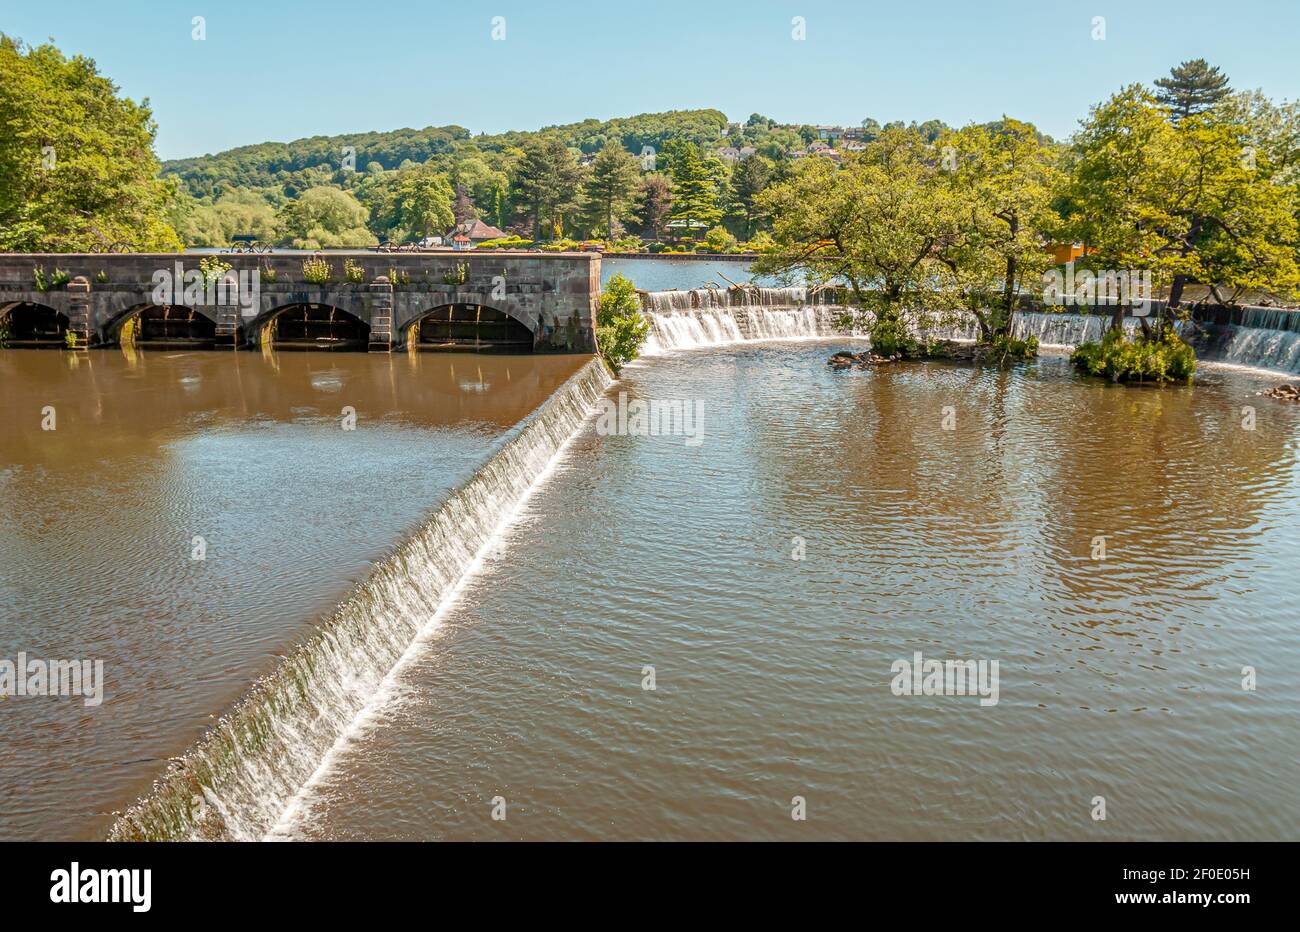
[0,301,70,347]
[105,303,219,348]
[253,302,371,350]
[404,303,533,353]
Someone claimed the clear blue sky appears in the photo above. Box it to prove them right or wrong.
[7,0,1299,161]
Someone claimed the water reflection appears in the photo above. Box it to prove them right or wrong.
[0,347,590,840]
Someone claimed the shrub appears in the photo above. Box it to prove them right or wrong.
[1071,326,1196,383]
[50,268,71,288]
[702,226,738,253]
[442,262,468,285]
[199,256,232,284]
[596,272,649,375]
[344,258,365,284]
[982,333,1039,364]
[477,235,533,250]
[302,256,333,284]
[33,267,49,291]
[868,317,919,357]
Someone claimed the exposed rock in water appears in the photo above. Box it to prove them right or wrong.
[827,341,983,370]
[828,350,900,369]
[1261,383,1300,402]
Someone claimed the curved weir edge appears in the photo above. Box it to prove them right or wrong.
[106,356,612,841]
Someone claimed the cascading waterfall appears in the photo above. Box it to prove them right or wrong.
[1214,325,1300,373]
[107,358,612,841]
[641,286,856,353]
[640,289,1300,375]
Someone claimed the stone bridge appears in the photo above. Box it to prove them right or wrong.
[0,251,599,353]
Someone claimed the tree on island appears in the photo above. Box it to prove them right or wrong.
[1155,59,1232,122]
[755,127,967,355]
[580,142,641,239]
[936,118,1061,340]
[0,35,181,251]
[1060,85,1300,321]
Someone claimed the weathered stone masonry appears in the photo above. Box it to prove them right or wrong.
[0,251,600,352]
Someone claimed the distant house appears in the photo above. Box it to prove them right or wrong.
[451,233,472,251]
[816,126,843,141]
[446,218,506,246]
[738,146,757,159]
[716,146,742,162]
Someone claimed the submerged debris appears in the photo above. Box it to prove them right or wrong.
[1261,382,1300,402]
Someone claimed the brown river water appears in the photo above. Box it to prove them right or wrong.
[2,332,1299,840]
[0,348,589,840]
[279,343,1300,841]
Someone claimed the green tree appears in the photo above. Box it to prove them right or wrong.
[595,272,649,374]
[938,119,1062,339]
[756,127,966,348]
[637,174,673,240]
[510,136,582,239]
[172,189,278,247]
[668,143,721,237]
[276,186,376,248]
[581,142,641,238]
[0,35,181,251]
[1062,85,1300,320]
[724,155,774,239]
[1155,59,1232,122]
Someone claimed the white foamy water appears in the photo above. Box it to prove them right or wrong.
[107,358,612,841]
[640,290,1300,376]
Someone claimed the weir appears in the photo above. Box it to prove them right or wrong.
[638,287,1300,375]
[107,357,612,841]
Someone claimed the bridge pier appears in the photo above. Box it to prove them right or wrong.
[209,304,241,349]
[366,276,394,352]
[66,277,92,351]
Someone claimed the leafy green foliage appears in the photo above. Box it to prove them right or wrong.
[277,186,375,248]
[1155,59,1231,121]
[199,256,232,284]
[301,256,334,285]
[868,318,920,358]
[510,136,582,239]
[596,273,649,375]
[580,142,641,238]
[982,333,1039,364]
[1071,327,1197,383]
[0,35,180,251]
[667,142,722,235]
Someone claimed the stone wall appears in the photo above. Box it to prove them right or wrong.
[0,251,600,352]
